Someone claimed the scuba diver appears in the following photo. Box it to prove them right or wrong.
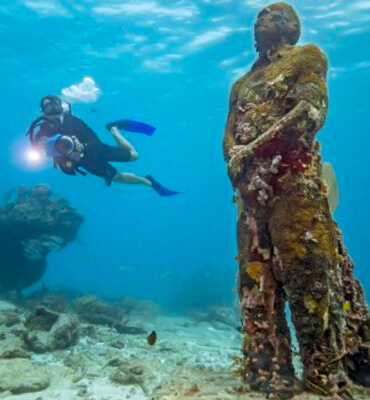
[26,95,179,196]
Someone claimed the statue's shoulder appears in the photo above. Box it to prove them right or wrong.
[285,44,328,75]
[231,72,249,93]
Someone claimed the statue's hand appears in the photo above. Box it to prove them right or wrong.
[227,145,253,186]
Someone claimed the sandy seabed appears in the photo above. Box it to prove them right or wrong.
[0,300,369,400]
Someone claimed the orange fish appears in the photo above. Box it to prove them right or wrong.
[147,330,157,346]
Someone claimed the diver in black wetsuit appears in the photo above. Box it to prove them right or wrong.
[27,95,179,196]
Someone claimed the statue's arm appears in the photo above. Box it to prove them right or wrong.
[223,83,239,162]
[284,45,329,132]
[228,45,328,177]
[239,94,327,154]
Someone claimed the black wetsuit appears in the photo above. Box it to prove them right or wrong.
[36,114,132,185]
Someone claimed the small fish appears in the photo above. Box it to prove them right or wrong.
[147,330,157,346]
[89,107,98,113]
[343,301,351,312]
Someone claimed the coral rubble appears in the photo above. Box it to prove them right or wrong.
[73,295,147,334]
[0,293,368,399]
[0,184,83,292]
[223,2,370,398]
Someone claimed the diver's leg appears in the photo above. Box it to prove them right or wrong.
[112,173,179,196]
[109,127,138,161]
[112,172,152,186]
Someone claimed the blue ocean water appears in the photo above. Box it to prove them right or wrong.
[0,0,368,312]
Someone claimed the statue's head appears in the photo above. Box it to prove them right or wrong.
[254,2,300,54]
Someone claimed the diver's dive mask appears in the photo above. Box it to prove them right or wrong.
[40,95,71,118]
[27,95,71,144]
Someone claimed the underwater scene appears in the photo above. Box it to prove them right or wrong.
[0,0,369,399]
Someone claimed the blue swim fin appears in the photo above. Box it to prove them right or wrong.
[106,120,156,136]
[145,175,180,197]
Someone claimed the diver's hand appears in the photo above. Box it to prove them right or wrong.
[69,152,83,162]
[227,145,253,187]
[66,136,84,161]
[71,136,84,153]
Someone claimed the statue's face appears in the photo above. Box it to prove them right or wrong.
[254,8,281,53]
[254,3,301,54]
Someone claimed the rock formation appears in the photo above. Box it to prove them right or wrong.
[0,184,83,292]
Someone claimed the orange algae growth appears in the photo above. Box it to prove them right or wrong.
[246,261,263,282]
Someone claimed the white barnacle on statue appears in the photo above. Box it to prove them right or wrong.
[270,155,282,174]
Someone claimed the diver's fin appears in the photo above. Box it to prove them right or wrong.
[321,162,339,213]
[145,175,180,197]
[106,120,156,136]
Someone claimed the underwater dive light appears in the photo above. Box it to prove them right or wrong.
[26,146,47,164]
[27,149,42,162]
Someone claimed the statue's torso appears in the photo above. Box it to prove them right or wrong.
[231,46,329,207]
[235,51,297,146]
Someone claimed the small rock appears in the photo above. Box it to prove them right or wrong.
[63,351,90,370]
[184,383,200,396]
[110,367,141,386]
[85,365,101,378]
[0,359,50,394]
[129,365,144,376]
[105,357,125,368]
[109,338,125,349]
[25,307,59,331]
[80,324,96,338]
[0,302,16,312]
[0,310,21,327]
[77,386,88,396]
[52,313,79,349]
[0,333,29,359]
[72,367,87,383]
[7,324,27,339]
[158,344,175,353]
[114,324,146,335]
[25,312,79,353]
[74,296,114,325]
[25,331,50,353]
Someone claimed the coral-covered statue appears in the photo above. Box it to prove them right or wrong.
[223,2,369,398]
